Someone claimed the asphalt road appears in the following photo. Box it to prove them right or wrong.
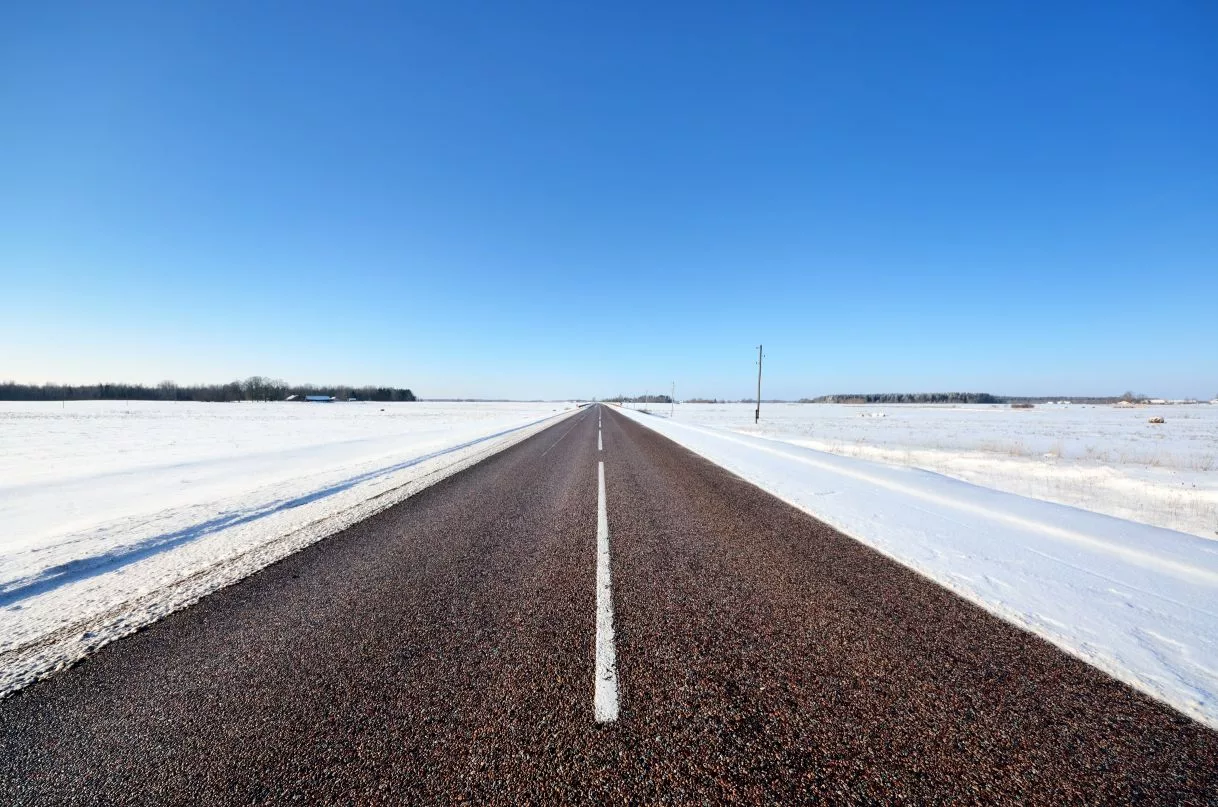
[1,405,1215,804]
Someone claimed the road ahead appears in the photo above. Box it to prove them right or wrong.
[2,405,1215,804]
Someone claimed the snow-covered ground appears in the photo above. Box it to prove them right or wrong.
[638,402,1218,539]
[0,400,577,695]
[619,406,1218,728]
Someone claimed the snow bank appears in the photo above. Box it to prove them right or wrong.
[0,401,577,695]
[618,407,1218,728]
[647,403,1218,539]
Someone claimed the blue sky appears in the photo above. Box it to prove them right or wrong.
[2,1,1215,400]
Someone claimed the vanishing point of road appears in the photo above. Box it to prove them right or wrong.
[1,405,1215,804]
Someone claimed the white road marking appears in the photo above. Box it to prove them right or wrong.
[594,461,620,722]
[598,429,602,451]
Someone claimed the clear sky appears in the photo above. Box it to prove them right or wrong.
[2,1,1215,400]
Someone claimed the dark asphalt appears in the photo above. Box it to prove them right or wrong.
[1,405,1215,805]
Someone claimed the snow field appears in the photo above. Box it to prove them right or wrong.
[644,402,1218,539]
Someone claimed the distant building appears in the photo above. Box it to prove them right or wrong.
[1148,399,1167,405]
[304,395,335,403]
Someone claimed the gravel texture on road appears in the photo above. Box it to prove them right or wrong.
[1,405,1214,805]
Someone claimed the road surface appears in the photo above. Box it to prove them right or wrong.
[2,405,1215,804]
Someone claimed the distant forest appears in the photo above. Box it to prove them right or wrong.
[0,377,416,403]
[682,398,785,404]
[803,392,1002,404]
[802,393,1128,404]
[605,394,674,404]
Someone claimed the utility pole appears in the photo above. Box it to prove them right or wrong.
[755,344,764,424]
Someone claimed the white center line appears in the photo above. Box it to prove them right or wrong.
[594,461,620,722]
[598,429,602,451]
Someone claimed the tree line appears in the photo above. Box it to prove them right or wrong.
[682,398,785,404]
[604,394,674,404]
[803,392,1003,404]
[803,393,1139,404]
[0,377,416,403]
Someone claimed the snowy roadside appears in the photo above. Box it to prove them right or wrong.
[0,402,578,697]
[618,407,1218,728]
[649,402,1218,539]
